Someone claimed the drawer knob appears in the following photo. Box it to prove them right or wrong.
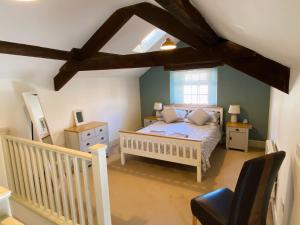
[230,137,232,140]
[87,143,90,146]
[101,137,104,140]
[100,129,103,132]
[87,133,91,136]
[235,129,239,131]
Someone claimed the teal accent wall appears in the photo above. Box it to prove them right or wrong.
[139,65,270,141]
[217,65,270,140]
[140,66,170,119]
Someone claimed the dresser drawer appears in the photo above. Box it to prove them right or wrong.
[94,126,107,136]
[81,138,97,150]
[95,135,108,144]
[229,127,247,133]
[80,129,96,141]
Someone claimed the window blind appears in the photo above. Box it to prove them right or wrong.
[170,68,218,105]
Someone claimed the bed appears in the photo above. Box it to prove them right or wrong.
[119,105,223,182]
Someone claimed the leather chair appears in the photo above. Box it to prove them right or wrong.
[191,151,285,225]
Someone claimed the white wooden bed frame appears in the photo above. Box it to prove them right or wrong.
[119,105,223,183]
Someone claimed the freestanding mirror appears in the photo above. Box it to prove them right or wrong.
[22,92,53,144]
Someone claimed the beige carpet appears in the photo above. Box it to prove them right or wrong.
[107,145,272,225]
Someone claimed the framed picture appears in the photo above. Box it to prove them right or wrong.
[39,117,49,134]
[73,110,86,126]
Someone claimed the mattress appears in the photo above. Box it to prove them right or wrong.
[138,121,221,171]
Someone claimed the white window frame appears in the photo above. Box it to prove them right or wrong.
[170,68,218,105]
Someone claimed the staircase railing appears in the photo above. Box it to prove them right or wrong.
[1,135,111,225]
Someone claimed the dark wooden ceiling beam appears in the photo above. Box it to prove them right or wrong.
[164,62,224,71]
[155,0,222,45]
[0,2,290,93]
[78,4,203,59]
[60,47,255,71]
[54,2,208,91]
[227,55,290,93]
[78,2,206,60]
[0,40,70,60]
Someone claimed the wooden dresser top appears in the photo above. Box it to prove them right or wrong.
[226,122,252,129]
[65,121,107,133]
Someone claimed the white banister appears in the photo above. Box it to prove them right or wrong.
[74,157,85,225]
[65,155,77,225]
[1,135,112,225]
[90,144,112,225]
[82,160,94,225]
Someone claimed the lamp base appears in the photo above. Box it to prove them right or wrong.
[230,114,238,123]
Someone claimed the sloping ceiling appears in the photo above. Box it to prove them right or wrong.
[192,0,300,67]
[0,0,299,81]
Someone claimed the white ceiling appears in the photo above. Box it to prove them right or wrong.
[192,0,300,67]
[0,0,299,81]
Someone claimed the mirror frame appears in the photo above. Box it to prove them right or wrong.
[22,92,53,144]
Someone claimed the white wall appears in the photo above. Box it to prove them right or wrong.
[0,75,141,147]
[268,66,300,225]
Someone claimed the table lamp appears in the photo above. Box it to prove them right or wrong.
[154,102,163,117]
[228,105,240,123]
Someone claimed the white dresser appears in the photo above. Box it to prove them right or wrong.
[65,121,109,154]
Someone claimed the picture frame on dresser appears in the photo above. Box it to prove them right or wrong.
[73,110,86,126]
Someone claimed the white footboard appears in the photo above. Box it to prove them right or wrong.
[119,131,202,182]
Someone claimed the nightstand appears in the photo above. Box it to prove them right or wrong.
[226,122,252,152]
[144,116,160,127]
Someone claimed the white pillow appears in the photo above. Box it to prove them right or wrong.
[187,108,210,126]
[161,108,179,123]
[207,111,220,123]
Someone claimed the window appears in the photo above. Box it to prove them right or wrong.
[133,28,166,53]
[170,68,217,105]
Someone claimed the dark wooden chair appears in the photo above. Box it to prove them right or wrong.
[191,151,285,225]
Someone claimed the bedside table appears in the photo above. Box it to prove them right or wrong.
[144,116,160,127]
[226,122,252,152]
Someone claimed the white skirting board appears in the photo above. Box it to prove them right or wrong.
[10,200,55,225]
[249,140,265,149]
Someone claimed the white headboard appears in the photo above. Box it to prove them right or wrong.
[164,104,224,128]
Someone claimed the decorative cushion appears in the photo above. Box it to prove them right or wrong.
[207,111,220,124]
[187,108,210,126]
[161,108,179,123]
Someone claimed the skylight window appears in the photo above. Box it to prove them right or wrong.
[133,28,166,53]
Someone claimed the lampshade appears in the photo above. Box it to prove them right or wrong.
[154,102,163,111]
[228,105,240,114]
[160,38,176,50]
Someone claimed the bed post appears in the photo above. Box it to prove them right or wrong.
[197,166,202,183]
[197,144,202,183]
[121,152,126,165]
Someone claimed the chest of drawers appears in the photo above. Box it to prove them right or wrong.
[65,121,109,153]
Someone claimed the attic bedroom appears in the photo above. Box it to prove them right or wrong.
[0,1,299,225]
